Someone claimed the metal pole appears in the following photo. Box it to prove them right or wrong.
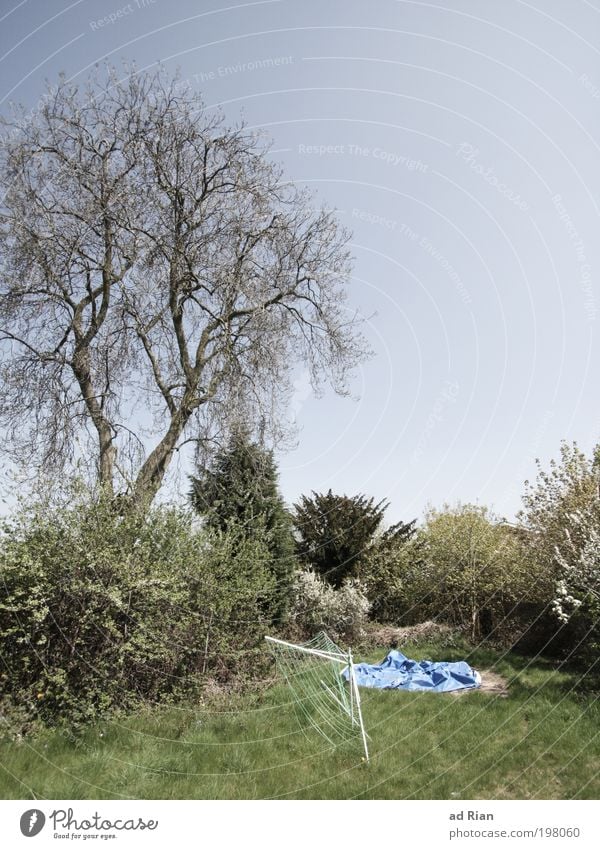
[348,648,354,723]
[264,635,347,664]
[349,649,369,762]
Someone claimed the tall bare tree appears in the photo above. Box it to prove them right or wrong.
[0,66,368,507]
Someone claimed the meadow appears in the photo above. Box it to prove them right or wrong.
[2,640,598,800]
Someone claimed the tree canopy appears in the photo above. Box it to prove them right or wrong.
[518,441,600,576]
[417,503,532,640]
[0,65,368,507]
[292,489,415,587]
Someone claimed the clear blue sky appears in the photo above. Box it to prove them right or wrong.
[1,0,598,523]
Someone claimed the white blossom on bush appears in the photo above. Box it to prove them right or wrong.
[553,509,600,627]
[290,570,370,642]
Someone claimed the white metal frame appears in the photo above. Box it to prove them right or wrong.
[265,635,369,762]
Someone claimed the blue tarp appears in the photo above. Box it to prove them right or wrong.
[343,649,481,692]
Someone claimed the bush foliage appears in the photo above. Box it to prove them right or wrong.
[357,533,424,624]
[292,489,415,588]
[0,498,274,728]
[516,441,600,658]
[410,504,534,640]
[288,570,370,644]
[553,505,600,658]
[3,438,599,733]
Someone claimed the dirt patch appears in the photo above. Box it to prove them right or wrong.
[450,669,510,698]
[369,620,456,646]
[478,670,510,696]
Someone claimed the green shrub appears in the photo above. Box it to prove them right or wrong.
[292,489,415,588]
[0,498,275,730]
[357,534,425,624]
[519,441,600,581]
[288,569,370,644]
[187,517,276,680]
[405,504,535,641]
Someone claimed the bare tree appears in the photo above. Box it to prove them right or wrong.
[0,65,368,508]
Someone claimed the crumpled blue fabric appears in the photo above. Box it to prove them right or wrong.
[342,650,481,692]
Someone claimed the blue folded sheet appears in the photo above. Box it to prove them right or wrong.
[343,649,481,692]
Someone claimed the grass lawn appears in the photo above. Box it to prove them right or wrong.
[1,640,599,800]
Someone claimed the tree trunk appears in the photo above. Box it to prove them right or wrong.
[471,602,480,641]
[71,348,116,494]
[130,398,197,508]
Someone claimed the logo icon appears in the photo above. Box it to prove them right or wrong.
[20,809,45,837]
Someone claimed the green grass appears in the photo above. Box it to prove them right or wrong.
[1,640,599,800]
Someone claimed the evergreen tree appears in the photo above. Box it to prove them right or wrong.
[292,489,415,588]
[190,433,296,620]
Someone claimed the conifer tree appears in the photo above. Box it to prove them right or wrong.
[190,433,296,620]
[292,489,415,588]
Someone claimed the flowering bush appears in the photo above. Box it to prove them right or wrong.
[553,507,600,658]
[289,570,370,643]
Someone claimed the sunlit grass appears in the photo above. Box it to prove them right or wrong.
[1,641,598,800]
